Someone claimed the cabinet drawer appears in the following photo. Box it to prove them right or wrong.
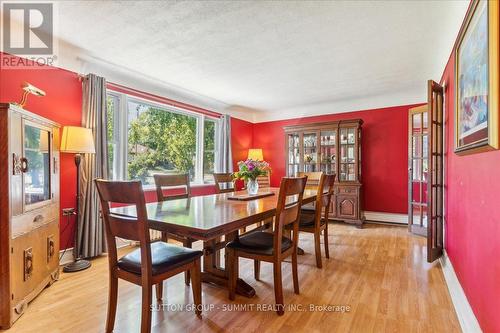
[11,203,59,238]
[337,186,359,195]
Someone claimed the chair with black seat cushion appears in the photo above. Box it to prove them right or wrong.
[226,176,308,316]
[154,173,196,285]
[297,173,335,268]
[95,179,202,333]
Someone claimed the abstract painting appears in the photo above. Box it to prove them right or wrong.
[455,0,499,154]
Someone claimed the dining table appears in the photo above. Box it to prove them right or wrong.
[110,187,318,298]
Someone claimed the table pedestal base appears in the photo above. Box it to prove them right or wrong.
[201,272,256,297]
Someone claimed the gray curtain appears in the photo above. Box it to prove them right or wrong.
[79,74,108,258]
[215,114,233,173]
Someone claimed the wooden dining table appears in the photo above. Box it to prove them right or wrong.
[110,187,318,298]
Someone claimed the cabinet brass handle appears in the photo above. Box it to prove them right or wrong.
[33,214,44,223]
[20,157,28,173]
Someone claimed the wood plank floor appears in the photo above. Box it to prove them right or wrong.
[1,223,460,333]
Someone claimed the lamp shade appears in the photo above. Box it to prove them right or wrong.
[60,126,95,154]
[247,148,263,161]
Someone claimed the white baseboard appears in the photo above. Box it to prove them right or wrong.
[440,250,482,333]
[59,238,131,266]
[364,211,408,224]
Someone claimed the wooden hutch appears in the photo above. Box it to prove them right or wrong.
[0,103,60,328]
[284,119,364,227]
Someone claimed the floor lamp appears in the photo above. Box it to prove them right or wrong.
[60,126,96,272]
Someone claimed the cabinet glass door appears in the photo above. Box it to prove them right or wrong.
[287,134,300,176]
[302,132,317,172]
[24,123,51,209]
[339,128,356,181]
[320,130,336,174]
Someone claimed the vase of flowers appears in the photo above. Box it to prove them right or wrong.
[233,159,271,195]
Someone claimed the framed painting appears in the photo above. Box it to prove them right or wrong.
[455,0,499,154]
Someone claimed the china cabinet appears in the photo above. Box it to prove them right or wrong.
[0,103,60,328]
[284,119,364,227]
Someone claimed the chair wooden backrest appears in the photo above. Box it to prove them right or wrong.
[256,173,271,189]
[274,176,308,256]
[297,171,323,188]
[213,173,235,193]
[94,179,152,277]
[314,174,336,225]
[154,174,191,201]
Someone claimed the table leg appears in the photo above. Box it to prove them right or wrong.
[201,232,256,298]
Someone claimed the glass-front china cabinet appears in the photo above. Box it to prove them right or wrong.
[284,119,364,227]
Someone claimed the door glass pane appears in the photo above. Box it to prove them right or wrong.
[412,205,422,226]
[288,134,300,175]
[412,113,421,131]
[303,132,317,172]
[320,130,336,174]
[423,112,428,133]
[411,181,421,203]
[24,125,51,206]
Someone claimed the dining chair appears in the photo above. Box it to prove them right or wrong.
[297,171,323,211]
[256,173,271,189]
[295,173,335,268]
[153,173,196,285]
[226,176,308,315]
[94,179,202,333]
[213,173,235,193]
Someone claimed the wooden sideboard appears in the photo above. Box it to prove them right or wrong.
[0,103,60,328]
[284,119,364,227]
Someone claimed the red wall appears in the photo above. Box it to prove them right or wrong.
[252,104,422,214]
[0,53,82,251]
[0,53,254,249]
[440,46,500,332]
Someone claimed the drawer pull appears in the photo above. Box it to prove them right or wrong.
[33,214,44,223]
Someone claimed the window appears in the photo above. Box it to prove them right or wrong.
[203,118,216,183]
[106,91,220,186]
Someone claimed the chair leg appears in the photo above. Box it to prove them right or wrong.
[227,250,238,301]
[291,248,299,295]
[314,230,323,269]
[254,260,260,281]
[140,284,152,333]
[273,261,284,316]
[184,238,192,286]
[155,282,163,302]
[324,224,330,259]
[105,275,118,333]
[190,258,202,317]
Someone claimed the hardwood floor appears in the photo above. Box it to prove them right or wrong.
[1,223,460,333]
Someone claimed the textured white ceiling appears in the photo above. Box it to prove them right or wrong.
[53,0,468,122]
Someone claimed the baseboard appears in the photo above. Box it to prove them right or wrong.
[440,250,482,333]
[364,211,408,224]
[59,238,131,266]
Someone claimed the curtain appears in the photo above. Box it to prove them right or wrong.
[79,74,108,258]
[215,114,233,173]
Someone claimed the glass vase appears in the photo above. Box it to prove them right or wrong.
[247,179,259,195]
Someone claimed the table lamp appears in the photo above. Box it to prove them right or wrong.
[247,148,263,161]
[60,126,95,272]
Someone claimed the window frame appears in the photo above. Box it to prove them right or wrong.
[106,90,219,188]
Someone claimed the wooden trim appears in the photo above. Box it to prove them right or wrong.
[440,251,482,333]
[364,211,408,224]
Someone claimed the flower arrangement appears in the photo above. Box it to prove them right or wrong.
[233,159,271,182]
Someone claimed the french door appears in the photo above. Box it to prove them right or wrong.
[408,80,444,263]
[426,80,444,263]
[408,104,428,236]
